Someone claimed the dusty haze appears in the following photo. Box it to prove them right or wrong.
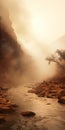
[0,0,65,86]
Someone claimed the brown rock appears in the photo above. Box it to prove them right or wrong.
[59,90,65,97]
[9,104,18,108]
[0,118,6,124]
[58,96,65,104]
[21,111,36,117]
[0,106,15,114]
[38,91,45,97]
[60,85,65,89]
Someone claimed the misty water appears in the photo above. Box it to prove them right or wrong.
[7,86,65,130]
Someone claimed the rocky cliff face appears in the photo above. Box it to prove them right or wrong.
[0,24,25,87]
[0,1,17,41]
[0,4,39,87]
[0,3,25,87]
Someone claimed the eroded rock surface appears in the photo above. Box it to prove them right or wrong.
[29,80,65,104]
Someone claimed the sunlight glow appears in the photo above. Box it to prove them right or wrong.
[2,0,65,81]
[31,14,45,40]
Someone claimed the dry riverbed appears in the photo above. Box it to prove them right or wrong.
[0,82,65,130]
[0,86,18,130]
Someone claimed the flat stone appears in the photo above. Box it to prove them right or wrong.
[46,103,51,105]
[21,111,36,117]
[10,104,18,108]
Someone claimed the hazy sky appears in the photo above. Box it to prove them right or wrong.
[4,0,65,43]
[1,0,65,80]
[22,0,65,43]
[4,0,65,56]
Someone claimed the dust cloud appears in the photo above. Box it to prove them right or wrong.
[0,0,65,87]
